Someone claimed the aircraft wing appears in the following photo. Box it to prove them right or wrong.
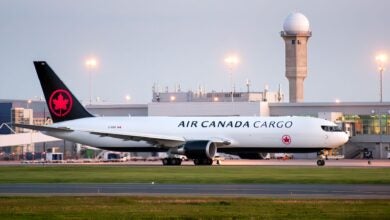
[79,129,186,147]
[83,130,232,147]
[13,124,231,148]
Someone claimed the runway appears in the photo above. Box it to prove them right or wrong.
[1,159,390,167]
[0,183,389,199]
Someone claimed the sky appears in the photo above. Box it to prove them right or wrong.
[0,0,389,104]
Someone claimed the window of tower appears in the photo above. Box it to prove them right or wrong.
[291,40,296,44]
[297,40,301,44]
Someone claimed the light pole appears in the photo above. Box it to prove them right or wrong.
[376,54,387,103]
[26,99,32,158]
[27,99,32,109]
[224,55,239,102]
[86,58,98,105]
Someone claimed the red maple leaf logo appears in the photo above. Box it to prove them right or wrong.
[49,89,73,117]
[53,94,69,111]
[282,135,291,145]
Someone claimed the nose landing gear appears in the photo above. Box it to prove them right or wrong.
[316,150,326,166]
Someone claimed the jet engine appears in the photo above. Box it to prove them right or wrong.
[181,140,217,160]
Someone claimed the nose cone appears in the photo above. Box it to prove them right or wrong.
[327,132,349,148]
[334,132,349,148]
[341,132,349,145]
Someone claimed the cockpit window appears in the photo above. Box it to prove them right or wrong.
[321,125,343,132]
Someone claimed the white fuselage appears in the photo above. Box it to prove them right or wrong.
[43,116,349,152]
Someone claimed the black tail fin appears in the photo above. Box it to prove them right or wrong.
[34,61,93,123]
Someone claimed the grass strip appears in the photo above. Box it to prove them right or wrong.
[0,196,389,219]
[0,166,389,184]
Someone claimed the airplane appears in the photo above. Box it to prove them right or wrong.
[14,61,349,166]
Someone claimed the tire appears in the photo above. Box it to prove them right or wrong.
[162,158,168,165]
[193,159,200,165]
[193,158,213,166]
[317,160,325,166]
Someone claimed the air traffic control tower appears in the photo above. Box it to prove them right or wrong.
[281,12,311,103]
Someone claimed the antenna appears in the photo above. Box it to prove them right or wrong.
[263,84,269,102]
[278,84,283,102]
[152,83,156,93]
[246,79,251,93]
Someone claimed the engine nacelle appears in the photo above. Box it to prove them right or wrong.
[181,141,217,159]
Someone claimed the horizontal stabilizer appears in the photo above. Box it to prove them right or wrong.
[0,132,60,147]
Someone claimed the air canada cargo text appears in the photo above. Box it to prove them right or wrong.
[178,120,293,128]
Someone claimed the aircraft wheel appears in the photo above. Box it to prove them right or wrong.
[200,159,208,165]
[162,158,169,165]
[201,158,213,165]
[193,158,213,166]
[172,158,182,166]
[316,159,325,166]
[193,159,200,165]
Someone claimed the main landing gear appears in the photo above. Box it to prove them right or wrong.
[316,150,326,166]
[162,158,213,166]
[162,158,182,166]
[193,158,213,166]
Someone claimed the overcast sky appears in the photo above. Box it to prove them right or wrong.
[0,0,389,103]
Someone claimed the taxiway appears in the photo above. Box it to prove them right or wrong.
[0,183,389,199]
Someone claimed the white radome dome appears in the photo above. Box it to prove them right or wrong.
[283,12,310,33]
